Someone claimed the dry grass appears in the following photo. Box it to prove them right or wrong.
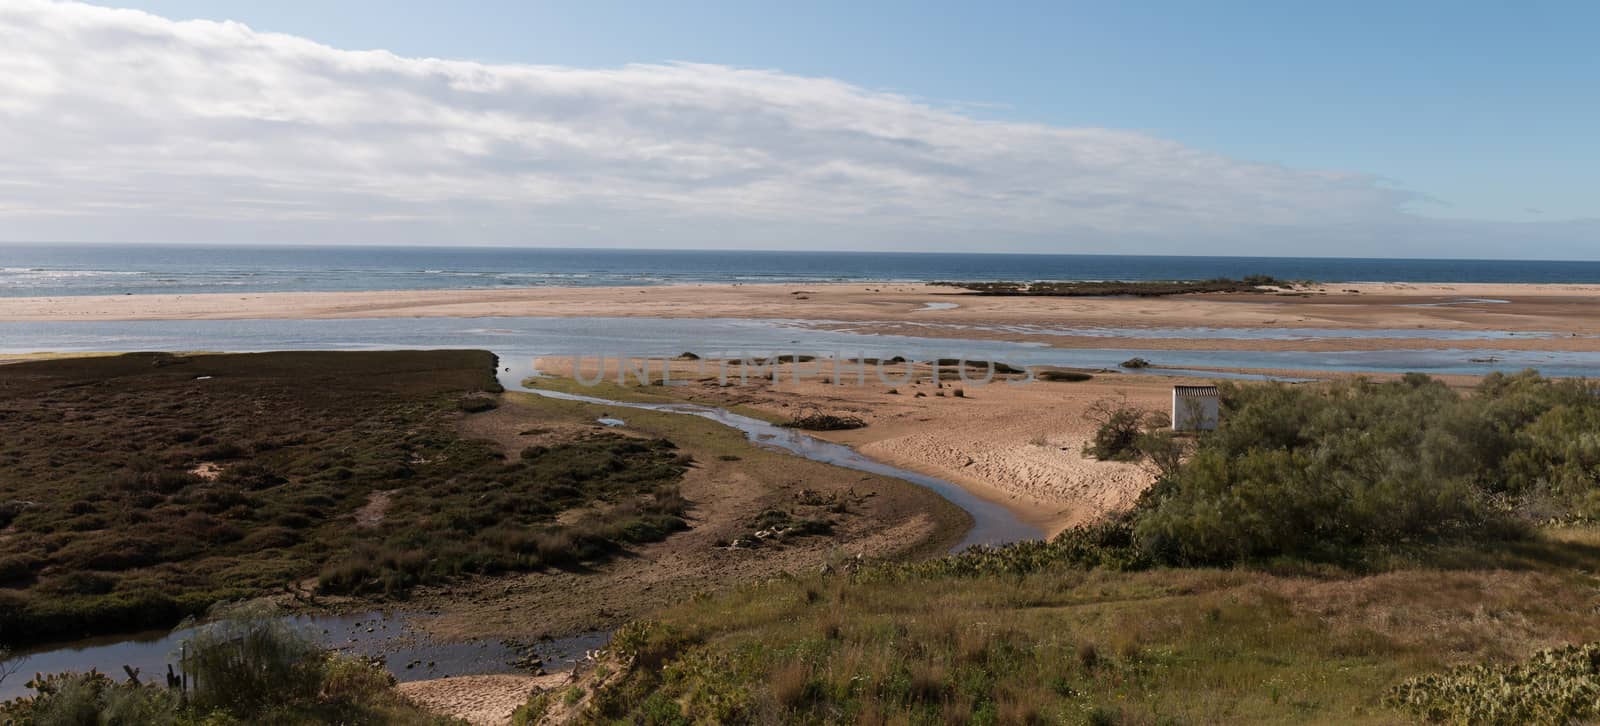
[573,527,1600,724]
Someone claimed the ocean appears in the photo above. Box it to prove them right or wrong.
[2,244,1598,297]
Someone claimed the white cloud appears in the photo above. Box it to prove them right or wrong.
[0,0,1591,255]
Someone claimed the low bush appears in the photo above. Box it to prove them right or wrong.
[458,394,499,413]
[317,433,688,595]
[0,602,452,724]
[1081,398,1168,461]
[1386,642,1600,725]
[181,602,326,716]
[783,407,867,431]
[1130,373,1589,564]
[0,554,42,585]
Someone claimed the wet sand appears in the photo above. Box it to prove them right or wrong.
[4,281,1597,354]
[401,385,969,645]
[535,357,1190,538]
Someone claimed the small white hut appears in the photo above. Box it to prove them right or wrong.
[1171,385,1220,431]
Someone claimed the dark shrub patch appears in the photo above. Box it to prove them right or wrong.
[932,277,1290,297]
[240,525,301,550]
[316,431,688,594]
[219,462,287,490]
[458,394,499,413]
[0,350,512,646]
[0,554,43,585]
[784,407,867,431]
[39,571,119,596]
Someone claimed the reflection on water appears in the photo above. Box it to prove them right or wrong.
[1,610,605,701]
[2,316,1598,377]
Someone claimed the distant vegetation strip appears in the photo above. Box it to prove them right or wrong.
[931,275,1301,296]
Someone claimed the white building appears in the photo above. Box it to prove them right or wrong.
[1172,385,1220,431]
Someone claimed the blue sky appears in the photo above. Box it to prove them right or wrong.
[109,0,1600,224]
[0,1,1595,256]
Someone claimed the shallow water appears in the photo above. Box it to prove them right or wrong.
[0,610,605,701]
[1398,297,1512,307]
[2,316,1597,377]
[2,344,1042,698]
[6,312,1598,693]
[498,361,1041,549]
[837,319,1568,341]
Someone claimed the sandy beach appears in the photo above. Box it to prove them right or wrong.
[4,281,1597,353]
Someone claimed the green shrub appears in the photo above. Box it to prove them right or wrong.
[1082,398,1167,461]
[0,671,183,726]
[181,602,326,717]
[39,571,117,596]
[314,433,687,595]
[511,691,554,725]
[0,608,447,725]
[1131,373,1595,565]
[1386,642,1600,725]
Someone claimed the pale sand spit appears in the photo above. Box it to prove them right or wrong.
[397,673,568,726]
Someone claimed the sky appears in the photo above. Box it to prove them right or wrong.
[0,0,1596,257]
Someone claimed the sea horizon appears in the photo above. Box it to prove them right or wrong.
[4,242,1600,297]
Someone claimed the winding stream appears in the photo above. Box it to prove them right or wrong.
[3,349,1038,700]
[1,612,606,702]
[8,308,1597,695]
[496,358,1040,549]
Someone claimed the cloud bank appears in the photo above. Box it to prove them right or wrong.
[0,0,1590,255]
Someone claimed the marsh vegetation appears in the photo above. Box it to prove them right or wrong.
[0,352,692,647]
